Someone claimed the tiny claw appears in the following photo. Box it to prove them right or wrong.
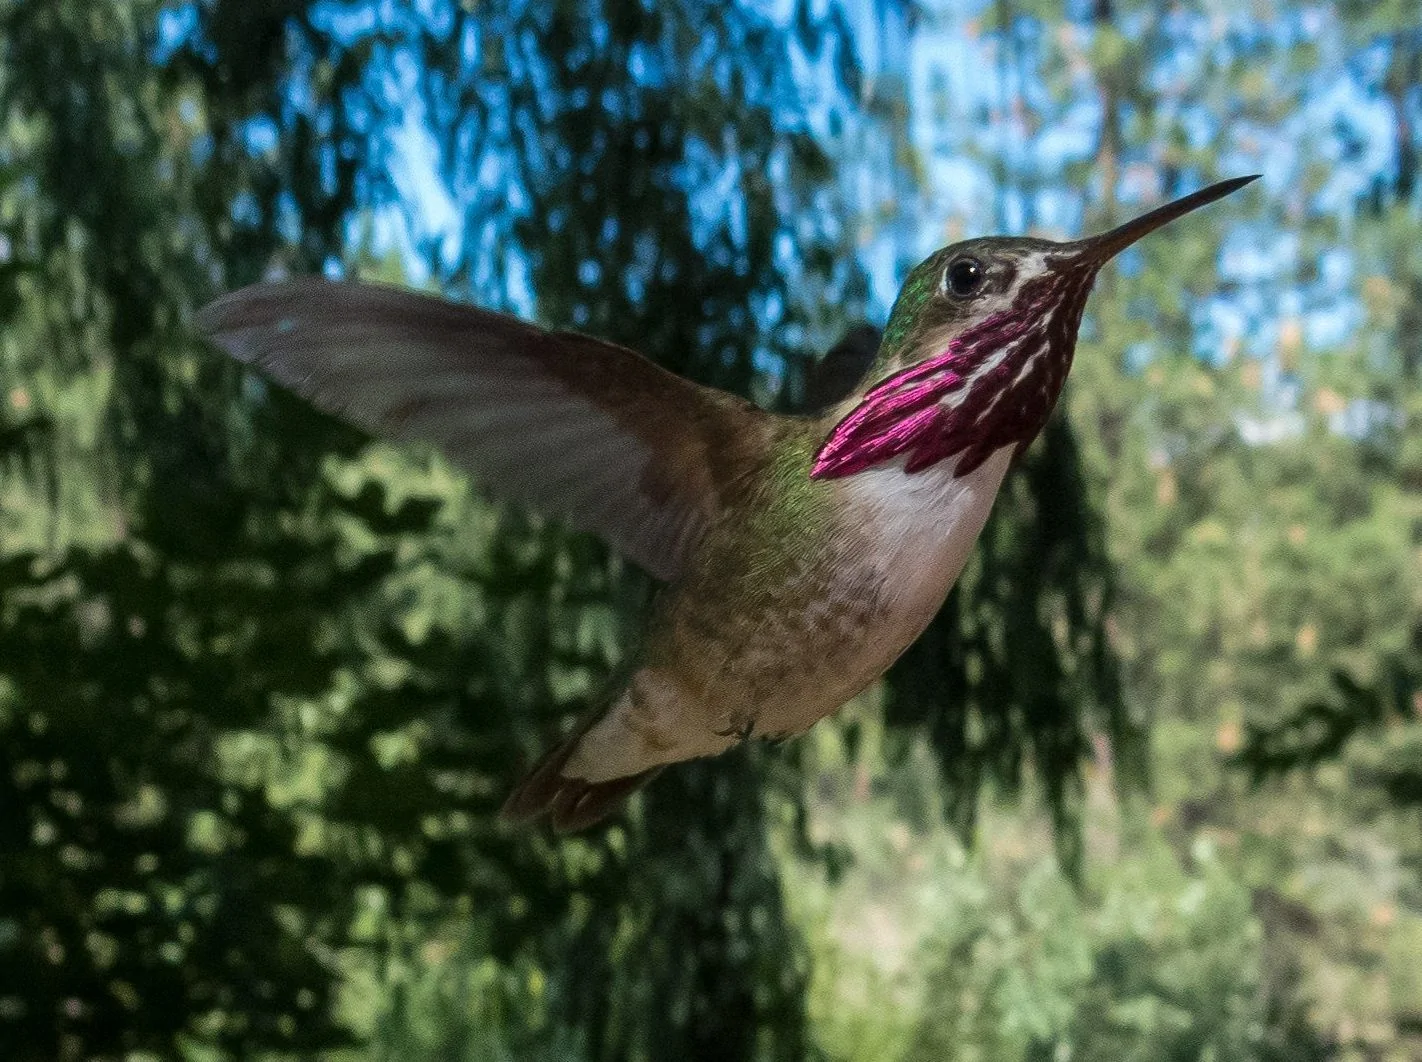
[713,717,757,743]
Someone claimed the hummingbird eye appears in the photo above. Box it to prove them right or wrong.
[944,257,986,298]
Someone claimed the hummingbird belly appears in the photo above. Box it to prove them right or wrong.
[747,444,1015,737]
[563,445,1015,784]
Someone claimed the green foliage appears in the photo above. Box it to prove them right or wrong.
[786,763,1334,1062]
[906,851,1263,1062]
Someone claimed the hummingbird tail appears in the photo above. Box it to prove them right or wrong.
[500,732,662,832]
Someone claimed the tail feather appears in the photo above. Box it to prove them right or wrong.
[500,732,661,832]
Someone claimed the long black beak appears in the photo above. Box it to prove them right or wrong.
[1073,174,1260,265]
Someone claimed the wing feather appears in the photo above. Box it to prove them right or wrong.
[198,279,773,580]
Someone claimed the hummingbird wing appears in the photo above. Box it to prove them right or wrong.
[197,279,772,581]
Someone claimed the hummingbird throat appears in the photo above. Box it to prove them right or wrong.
[811,269,1094,480]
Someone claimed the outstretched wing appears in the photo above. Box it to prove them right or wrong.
[198,279,774,581]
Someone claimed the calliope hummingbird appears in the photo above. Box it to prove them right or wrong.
[200,175,1257,830]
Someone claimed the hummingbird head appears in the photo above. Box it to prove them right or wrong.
[811,175,1259,479]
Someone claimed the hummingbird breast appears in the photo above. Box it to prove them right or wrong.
[562,437,1017,785]
[772,444,1017,724]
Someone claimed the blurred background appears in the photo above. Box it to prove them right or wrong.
[1,1,1419,1059]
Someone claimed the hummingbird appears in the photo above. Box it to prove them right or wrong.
[199,175,1257,831]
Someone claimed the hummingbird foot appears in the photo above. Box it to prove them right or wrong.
[713,716,757,744]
